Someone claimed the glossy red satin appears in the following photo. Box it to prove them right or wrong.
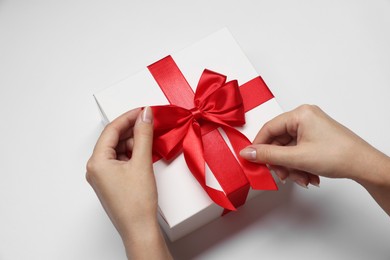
[148,56,277,211]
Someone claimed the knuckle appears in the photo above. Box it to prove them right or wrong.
[103,124,116,136]
[85,158,98,183]
[102,122,113,133]
[262,121,272,132]
[85,171,92,184]
[85,170,92,184]
[297,104,320,120]
[86,158,95,173]
[297,104,314,112]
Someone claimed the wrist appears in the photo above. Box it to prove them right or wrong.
[121,215,160,244]
[351,147,390,189]
[121,217,171,259]
[351,147,390,216]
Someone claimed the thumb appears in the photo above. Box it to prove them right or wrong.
[132,107,154,164]
[240,144,299,169]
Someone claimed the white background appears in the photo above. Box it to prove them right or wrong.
[0,0,389,259]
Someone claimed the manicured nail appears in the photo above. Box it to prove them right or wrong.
[239,147,257,161]
[295,180,308,189]
[278,176,286,184]
[271,168,286,184]
[142,107,152,124]
[311,181,320,188]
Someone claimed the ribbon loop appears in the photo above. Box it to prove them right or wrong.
[152,69,247,163]
[148,56,277,210]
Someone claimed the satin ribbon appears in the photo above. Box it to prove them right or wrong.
[148,56,277,211]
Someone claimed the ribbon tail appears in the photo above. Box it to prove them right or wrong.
[205,187,236,211]
[222,126,278,190]
[183,123,236,211]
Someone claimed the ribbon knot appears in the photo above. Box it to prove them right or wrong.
[152,69,246,162]
[149,56,277,211]
[190,107,202,121]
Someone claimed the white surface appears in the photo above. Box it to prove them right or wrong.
[0,0,389,259]
[94,28,284,241]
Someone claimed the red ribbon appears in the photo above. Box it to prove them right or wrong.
[148,56,277,211]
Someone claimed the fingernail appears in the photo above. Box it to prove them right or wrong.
[311,181,320,188]
[239,147,257,161]
[295,180,308,189]
[142,107,152,124]
[271,168,286,184]
[278,176,286,184]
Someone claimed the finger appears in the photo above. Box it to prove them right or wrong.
[116,138,134,154]
[94,108,141,157]
[131,107,154,165]
[270,134,293,146]
[118,154,130,161]
[268,165,289,184]
[288,169,310,189]
[240,144,301,169]
[308,173,320,187]
[253,111,298,144]
[119,128,134,142]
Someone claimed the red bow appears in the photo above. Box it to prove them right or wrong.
[151,67,276,210]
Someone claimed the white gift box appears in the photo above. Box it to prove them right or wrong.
[94,28,283,241]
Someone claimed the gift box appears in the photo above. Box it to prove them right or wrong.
[93,28,283,241]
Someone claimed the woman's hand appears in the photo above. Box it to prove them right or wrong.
[240,105,390,215]
[86,107,172,260]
